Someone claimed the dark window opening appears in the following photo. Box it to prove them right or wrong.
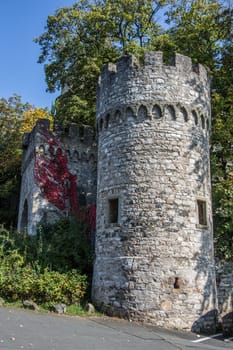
[152,104,162,119]
[79,126,85,139]
[192,110,198,125]
[100,119,103,131]
[105,114,110,128]
[174,277,180,289]
[79,193,87,207]
[197,200,207,226]
[201,115,205,129]
[108,198,119,224]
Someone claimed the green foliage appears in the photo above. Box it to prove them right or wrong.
[209,7,233,260]
[0,95,29,226]
[55,92,94,127]
[0,95,53,227]
[0,225,24,270]
[35,218,94,276]
[0,223,89,305]
[0,265,87,305]
[211,93,233,260]
[35,0,168,126]
[0,95,37,227]
[164,0,227,70]
[0,95,33,179]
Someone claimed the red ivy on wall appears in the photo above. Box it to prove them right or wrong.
[34,129,79,214]
[34,127,96,235]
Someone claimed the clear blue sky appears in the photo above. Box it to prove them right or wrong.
[0,1,75,110]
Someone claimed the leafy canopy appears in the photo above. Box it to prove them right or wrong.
[35,0,167,126]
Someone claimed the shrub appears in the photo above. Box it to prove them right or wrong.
[0,224,89,305]
[34,269,87,305]
[35,217,93,275]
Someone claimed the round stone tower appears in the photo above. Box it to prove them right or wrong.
[92,52,217,331]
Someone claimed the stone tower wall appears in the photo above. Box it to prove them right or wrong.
[17,120,97,235]
[92,52,217,331]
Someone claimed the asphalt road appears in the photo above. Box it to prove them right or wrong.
[0,307,232,350]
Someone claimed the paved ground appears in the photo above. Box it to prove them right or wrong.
[0,307,232,350]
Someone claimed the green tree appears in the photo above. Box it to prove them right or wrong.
[163,0,228,70]
[210,10,233,259]
[35,0,167,126]
[0,96,30,226]
[211,93,233,260]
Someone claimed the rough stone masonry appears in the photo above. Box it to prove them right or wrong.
[92,51,217,332]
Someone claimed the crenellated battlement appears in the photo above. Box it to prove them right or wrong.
[21,120,96,172]
[60,123,96,145]
[99,52,208,86]
[97,52,210,123]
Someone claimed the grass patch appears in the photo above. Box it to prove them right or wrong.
[1,300,102,317]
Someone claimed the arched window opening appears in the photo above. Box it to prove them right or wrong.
[201,115,205,129]
[66,150,71,159]
[126,107,135,122]
[73,150,80,161]
[104,114,110,129]
[165,105,176,121]
[138,105,148,120]
[192,110,198,126]
[114,110,121,124]
[180,107,188,122]
[82,152,87,161]
[152,104,162,119]
[89,154,95,164]
[79,126,85,139]
[99,119,103,131]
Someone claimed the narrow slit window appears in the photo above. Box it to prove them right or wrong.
[197,200,207,226]
[108,198,119,224]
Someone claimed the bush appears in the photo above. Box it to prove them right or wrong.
[35,217,93,275]
[0,223,89,305]
[0,265,87,304]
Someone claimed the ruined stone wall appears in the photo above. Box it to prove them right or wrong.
[216,260,233,335]
[17,120,97,235]
[17,119,62,234]
[58,124,97,207]
[92,52,217,331]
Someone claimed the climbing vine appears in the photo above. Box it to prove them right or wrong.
[34,128,79,214]
[34,127,96,234]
